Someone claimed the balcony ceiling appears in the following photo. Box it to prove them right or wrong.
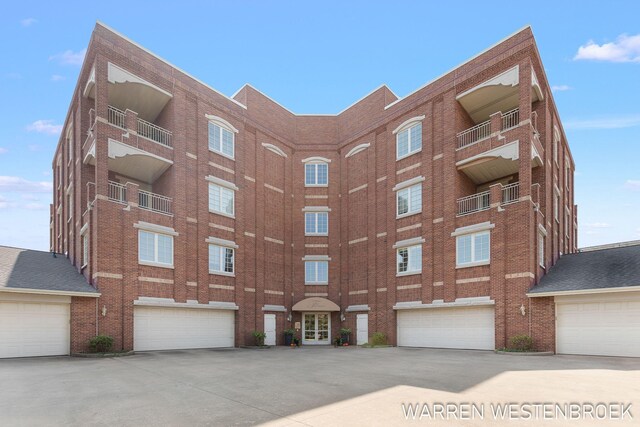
[457,141,520,184]
[457,65,543,123]
[107,63,172,122]
[108,139,172,184]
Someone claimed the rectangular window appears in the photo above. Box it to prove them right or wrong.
[396,123,422,159]
[208,183,235,216]
[305,212,328,235]
[67,193,73,221]
[396,183,422,217]
[138,230,173,266]
[396,244,422,274]
[554,192,560,222]
[305,261,328,284]
[82,233,89,268]
[456,231,490,267]
[538,233,545,268]
[305,163,328,186]
[208,122,234,158]
[209,244,234,274]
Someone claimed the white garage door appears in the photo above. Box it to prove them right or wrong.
[0,295,70,358]
[556,292,640,357]
[397,306,495,350]
[134,306,234,351]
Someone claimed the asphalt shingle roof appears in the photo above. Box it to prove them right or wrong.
[0,246,98,295]
[529,241,640,295]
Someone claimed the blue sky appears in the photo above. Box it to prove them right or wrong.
[1,1,639,250]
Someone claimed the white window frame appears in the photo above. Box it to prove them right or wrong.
[208,182,235,218]
[138,230,174,268]
[396,183,422,218]
[206,116,237,160]
[209,244,235,276]
[305,261,329,285]
[395,122,423,160]
[455,231,491,268]
[396,244,422,276]
[304,162,329,187]
[538,233,545,268]
[553,126,560,165]
[554,189,560,223]
[66,125,73,164]
[305,211,329,236]
[81,231,89,269]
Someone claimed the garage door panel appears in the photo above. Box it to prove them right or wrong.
[134,306,234,351]
[0,301,70,358]
[556,292,640,357]
[397,306,495,350]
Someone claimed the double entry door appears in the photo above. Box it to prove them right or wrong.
[303,313,330,345]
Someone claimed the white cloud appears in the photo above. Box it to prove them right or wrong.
[51,74,65,82]
[20,18,37,27]
[551,85,571,92]
[0,147,7,154]
[584,222,612,229]
[563,115,640,130]
[49,48,86,66]
[0,176,52,193]
[574,34,640,63]
[26,120,62,135]
[624,180,640,191]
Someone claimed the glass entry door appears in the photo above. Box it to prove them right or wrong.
[303,313,330,345]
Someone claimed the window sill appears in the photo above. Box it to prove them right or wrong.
[209,209,236,220]
[305,282,328,286]
[209,271,235,277]
[209,148,235,161]
[81,263,87,270]
[396,148,422,162]
[456,260,490,269]
[396,210,422,220]
[305,233,329,237]
[305,184,328,188]
[396,270,421,277]
[138,260,174,269]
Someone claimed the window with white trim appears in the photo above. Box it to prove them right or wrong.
[82,233,89,268]
[538,233,545,268]
[456,231,490,266]
[138,230,173,266]
[67,193,73,221]
[209,244,234,274]
[67,127,73,162]
[208,122,234,158]
[305,162,328,186]
[396,244,422,274]
[305,212,328,235]
[305,261,328,284]
[396,123,422,159]
[553,128,559,164]
[554,192,560,222]
[208,183,235,216]
[396,183,422,216]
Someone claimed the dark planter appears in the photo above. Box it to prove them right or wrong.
[341,333,350,345]
[284,334,293,346]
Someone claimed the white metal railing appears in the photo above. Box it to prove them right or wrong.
[456,119,491,149]
[501,182,520,205]
[138,190,172,215]
[108,181,127,204]
[107,106,126,129]
[457,191,490,216]
[501,108,519,131]
[137,118,172,148]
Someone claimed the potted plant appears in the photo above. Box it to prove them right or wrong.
[284,328,295,346]
[333,336,343,347]
[292,337,300,347]
[252,330,267,347]
[339,328,351,345]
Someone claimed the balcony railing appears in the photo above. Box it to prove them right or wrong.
[108,181,127,204]
[138,190,172,215]
[457,191,490,216]
[501,108,520,130]
[107,106,126,129]
[137,117,172,148]
[456,108,521,150]
[501,182,520,205]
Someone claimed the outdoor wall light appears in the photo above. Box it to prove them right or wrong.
[520,304,526,317]
[101,305,107,317]
[340,312,346,322]
[287,312,292,322]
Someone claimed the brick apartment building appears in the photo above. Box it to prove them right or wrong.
[47,22,578,353]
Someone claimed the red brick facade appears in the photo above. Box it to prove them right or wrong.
[51,23,576,352]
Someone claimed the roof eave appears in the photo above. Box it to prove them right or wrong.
[0,287,101,298]
[527,284,640,298]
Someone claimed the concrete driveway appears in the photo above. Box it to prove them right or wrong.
[0,347,638,426]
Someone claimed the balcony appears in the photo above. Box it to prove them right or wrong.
[456,108,520,150]
[456,182,521,216]
[107,181,172,215]
[107,106,172,148]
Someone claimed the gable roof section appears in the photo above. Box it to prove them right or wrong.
[529,241,640,297]
[0,246,99,297]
